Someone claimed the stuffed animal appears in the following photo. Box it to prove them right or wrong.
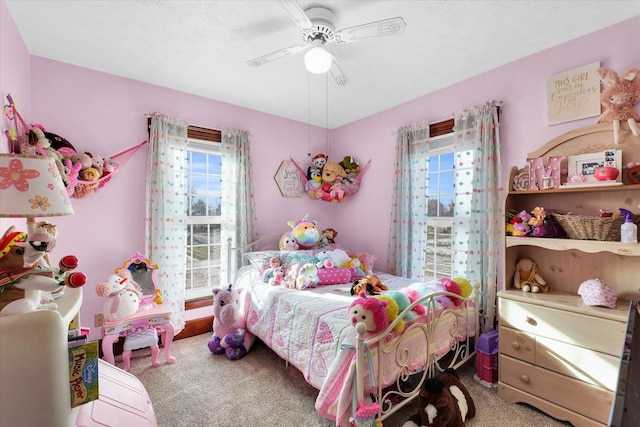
[514,258,549,293]
[438,278,463,307]
[287,214,320,249]
[374,293,404,332]
[279,233,299,251]
[0,227,86,316]
[295,263,319,290]
[350,274,388,296]
[399,287,426,318]
[329,176,346,201]
[28,127,70,188]
[595,67,640,144]
[403,368,475,427]
[95,274,142,321]
[453,277,473,299]
[208,284,255,360]
[316,248,351,267]
[318,227,338,248]
[348,291,388,335]
[311,153,327,170]
[269,266,284,286]
[385,290,413,321]
[338,155,360,174]
[260,256,281,283]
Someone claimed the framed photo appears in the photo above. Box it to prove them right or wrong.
[567,150,621,182]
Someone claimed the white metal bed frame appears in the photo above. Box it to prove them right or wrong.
[226,235,479,425]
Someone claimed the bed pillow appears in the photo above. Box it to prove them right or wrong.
[347,251,377,273]
[316,267,353,285]
[244,250,280,270]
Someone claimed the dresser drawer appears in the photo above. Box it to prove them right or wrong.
[499,326,535,364]
[535,336,620,390]
[499,298,625,356]
[499,354,613,424]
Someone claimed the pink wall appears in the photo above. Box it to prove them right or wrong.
[1,0,638,340]
[0,0,31,148]
[333,15,640,280]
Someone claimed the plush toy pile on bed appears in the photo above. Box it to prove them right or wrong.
[256,215,376,290]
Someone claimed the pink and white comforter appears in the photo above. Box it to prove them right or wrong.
[236,266,475,426]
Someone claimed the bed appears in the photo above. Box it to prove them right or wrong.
[227,236,479,426]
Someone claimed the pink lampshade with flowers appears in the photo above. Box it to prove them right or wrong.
[0,154,74,229]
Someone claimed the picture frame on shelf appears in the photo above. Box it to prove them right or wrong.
[567,149,621,183]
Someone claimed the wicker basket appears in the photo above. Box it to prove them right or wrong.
[551,213,639,241]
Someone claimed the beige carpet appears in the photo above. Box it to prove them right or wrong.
[127,333,571,427]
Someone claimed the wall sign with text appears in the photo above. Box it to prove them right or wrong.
[274,160,304,197]
[547,61,601,126]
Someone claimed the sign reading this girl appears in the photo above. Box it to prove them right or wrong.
[547,62,601,126]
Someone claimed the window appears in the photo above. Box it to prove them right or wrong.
[185,128,222,300]
[424,132,472,280]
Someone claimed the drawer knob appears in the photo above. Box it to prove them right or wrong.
[520,374,530,384]
[511,342,520,350]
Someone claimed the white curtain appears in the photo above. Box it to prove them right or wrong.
[453,101,503,333]
[386,124,430,279]
[146,113,189,334]
[220,128,258,285]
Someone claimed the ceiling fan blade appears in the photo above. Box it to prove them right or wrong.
[334,17,406,44]
[329,55,349,86]
[246,45,306,67]
[278,0,313,31]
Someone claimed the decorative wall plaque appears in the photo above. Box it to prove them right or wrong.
[274,160,304,197]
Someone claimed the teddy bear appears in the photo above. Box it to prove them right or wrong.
[402,368,475,427]
[513,258,549,293]
[595,67,640,144]
[208,284,255,360]
[95,274,142,322]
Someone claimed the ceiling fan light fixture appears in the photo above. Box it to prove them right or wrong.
[304,45,332,74]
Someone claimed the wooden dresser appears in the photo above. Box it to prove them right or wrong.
[498,289,630,426]
[498,122,640,427]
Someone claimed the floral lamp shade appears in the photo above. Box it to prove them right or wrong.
[0,154,74,219]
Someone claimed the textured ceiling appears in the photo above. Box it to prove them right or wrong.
[5,1,638,128]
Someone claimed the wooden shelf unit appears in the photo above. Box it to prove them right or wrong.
[498,122,640,426]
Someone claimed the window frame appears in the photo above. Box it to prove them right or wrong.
[184,127,222,301]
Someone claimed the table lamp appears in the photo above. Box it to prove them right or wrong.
[0,153,74,233]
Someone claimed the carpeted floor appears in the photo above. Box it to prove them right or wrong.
[126,333,571,427]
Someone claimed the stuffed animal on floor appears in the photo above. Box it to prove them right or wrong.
[403,368,475,427]
[208,284,255,360]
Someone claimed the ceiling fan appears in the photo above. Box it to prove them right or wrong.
[246,0,406,86]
